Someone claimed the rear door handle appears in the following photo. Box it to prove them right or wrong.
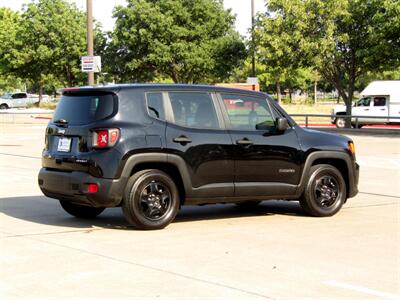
[380,108,386,111]
[364,109,370,111]
[236,138,254,146]
[173,135,192,145]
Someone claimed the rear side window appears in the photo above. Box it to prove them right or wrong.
[53,93,116,125]
[373,97,386,107]
[12,93,27,99]
[169,92,220,129]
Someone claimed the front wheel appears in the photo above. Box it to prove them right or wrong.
[335,117,346,128]
[59,200,105,218]
[122,169,180,230]
[299,164,346,217]
[0,104,9,110]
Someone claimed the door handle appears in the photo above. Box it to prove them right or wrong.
[364,109,369,111]
[236,138,254,146]
[173,135,192,145]
[380,108,386,111]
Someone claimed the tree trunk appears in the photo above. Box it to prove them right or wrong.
[314,81,318,104]
[170,64,179,83]
[289,89,293,103]
[276,81,281,104]
[38,81,43,107]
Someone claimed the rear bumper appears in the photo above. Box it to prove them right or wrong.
[38,168,127,208]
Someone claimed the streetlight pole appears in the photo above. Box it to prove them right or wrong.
[251,0,256,78]
[87,0,94,86]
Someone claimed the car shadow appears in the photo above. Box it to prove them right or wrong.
[0,195,307,231]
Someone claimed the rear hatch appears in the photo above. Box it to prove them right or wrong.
[43,90,118,175]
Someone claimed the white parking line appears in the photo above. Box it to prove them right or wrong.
[324,280,400,300]
[357,156,400,170]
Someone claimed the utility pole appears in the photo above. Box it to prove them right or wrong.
[87,0,94,85]
[251,0,256,78]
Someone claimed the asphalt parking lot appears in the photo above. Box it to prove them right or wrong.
[1,123,399,299]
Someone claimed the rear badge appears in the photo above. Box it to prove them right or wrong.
[279,169,295,173]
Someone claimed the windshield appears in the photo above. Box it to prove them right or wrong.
[0,93,11,99]
[52,93,116,125]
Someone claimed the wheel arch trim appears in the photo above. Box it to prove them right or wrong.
[296,151,358,198]
[118,153,193,195]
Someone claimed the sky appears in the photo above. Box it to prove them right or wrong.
[1,0,266,36]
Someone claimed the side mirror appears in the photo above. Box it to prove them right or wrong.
[276,117,289,131]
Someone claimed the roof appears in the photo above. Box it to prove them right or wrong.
[361,81,400,101]
[61,83,269,98]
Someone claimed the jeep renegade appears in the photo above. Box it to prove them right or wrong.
[38,84,359,229]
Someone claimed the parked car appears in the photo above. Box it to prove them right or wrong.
[38,84,359,230]
[0,92,37,109]
[332,80,400,128]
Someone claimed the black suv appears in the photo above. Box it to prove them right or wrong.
[38,84,359,229]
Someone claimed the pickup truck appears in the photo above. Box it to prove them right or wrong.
[0,92,39,109]
[332,80,400,128]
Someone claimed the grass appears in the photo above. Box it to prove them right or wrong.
[26,101,58,110]
[281,103,336,124]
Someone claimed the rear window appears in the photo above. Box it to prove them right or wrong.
[53,93,116,125]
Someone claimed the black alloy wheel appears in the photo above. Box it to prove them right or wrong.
[300,164,346,217]
[122,169,180,230]
[313,175,340,208]
[139,181,172,221]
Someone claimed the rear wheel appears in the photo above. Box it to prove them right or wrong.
[122,169,180,230]
[59,200,105,218]
[300,164,346,217]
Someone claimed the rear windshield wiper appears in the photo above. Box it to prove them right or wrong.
[53,119,69,126]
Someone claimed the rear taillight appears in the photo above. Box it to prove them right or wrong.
[86,183,99,194]
[92,128,120,148]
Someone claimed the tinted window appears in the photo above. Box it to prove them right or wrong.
[221,94,275,130]
[53,93,116,125]
[373,97,386,107]
[169,92,219,129]
[147,93,165,120]
[12,93,27,99]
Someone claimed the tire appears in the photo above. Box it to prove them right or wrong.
[59,200,105,218]
[0,104,8,110]
[122,169,180,230]
[335,117,346,128]
[235,201,261,209]
[299,164,346,217]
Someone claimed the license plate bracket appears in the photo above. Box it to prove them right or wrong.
[57,137,72,152]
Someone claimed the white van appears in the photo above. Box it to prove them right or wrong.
[332,80,400,128]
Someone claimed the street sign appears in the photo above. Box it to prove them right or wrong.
[81,56,101,73]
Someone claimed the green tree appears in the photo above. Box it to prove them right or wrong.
[0,8,24,93]
[256,0,400,126]
[107,0,246,83]
[4,0,105,101]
